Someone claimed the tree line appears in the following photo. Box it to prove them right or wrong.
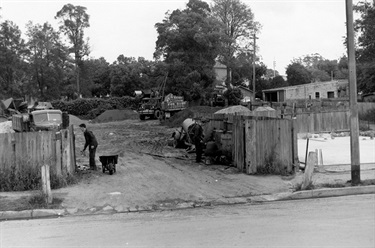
[0,0,373,103]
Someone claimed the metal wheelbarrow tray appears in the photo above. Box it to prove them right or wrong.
[99,155,118,175]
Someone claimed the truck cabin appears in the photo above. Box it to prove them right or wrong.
[31,109,63,131]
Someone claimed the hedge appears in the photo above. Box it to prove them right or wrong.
[51,96,140,117]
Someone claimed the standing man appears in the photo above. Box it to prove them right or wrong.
[192,118,205,163]
[79,123,98,170]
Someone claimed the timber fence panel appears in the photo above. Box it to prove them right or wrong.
[0,133,13,170]
[244,117,295,174]
[0,129,74,176]
[291,110,350,133]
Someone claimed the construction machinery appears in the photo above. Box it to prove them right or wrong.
[137,74,188,120]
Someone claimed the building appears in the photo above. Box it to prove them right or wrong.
[238,86,254,103]
[213,61,227,84]
[262,80,349,102]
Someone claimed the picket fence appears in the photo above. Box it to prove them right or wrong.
[0,126,76,176]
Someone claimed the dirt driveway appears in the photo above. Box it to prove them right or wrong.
[54,118,291,211]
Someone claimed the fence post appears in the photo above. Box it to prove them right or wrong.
[302,152,316,190]
[41,164,52,204]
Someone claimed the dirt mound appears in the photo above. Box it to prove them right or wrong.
[162,106,223,128]
[215,105,251,114]
[94,109,139,123]
[69,115,88,126]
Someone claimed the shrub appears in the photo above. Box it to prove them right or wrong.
[51,96,139,116]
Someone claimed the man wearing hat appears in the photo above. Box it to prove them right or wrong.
[192,118,208,163]
[79,123,98,170]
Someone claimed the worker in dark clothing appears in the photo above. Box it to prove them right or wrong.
[79,123,98,170]
[192,118,207,163]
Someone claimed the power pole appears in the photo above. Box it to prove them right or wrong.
[346,0,361,185]
[252,33,258,100]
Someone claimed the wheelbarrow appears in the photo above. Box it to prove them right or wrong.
[99,155,118,175]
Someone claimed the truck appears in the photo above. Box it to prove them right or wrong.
[12,109,68,132]
[210,86,227,107]
[137,74,188,120]
[137,93,188,120]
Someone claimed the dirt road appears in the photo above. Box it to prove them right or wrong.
[56,119,291,211]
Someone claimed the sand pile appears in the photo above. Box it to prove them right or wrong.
[214,105,251,114]
[69,115,87,126]
[0,121,15,133]
[94,109,139,123]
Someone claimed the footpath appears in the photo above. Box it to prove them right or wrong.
[1,162,374,222]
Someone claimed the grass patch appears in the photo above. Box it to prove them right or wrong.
[293,180,315,191]
[27,192,63,209]
[0,192,64,211]
[0,164,81,192]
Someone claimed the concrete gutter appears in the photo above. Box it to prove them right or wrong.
[273,185,375,201]
[1,185,374,221]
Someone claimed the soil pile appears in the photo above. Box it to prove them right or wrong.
[69,115,87,126]
[215,105,251,114]
[93,109,138,123]
[162,106,223,128]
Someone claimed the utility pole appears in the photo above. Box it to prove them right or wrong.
[252,33,258,100]
[346,0,361,185]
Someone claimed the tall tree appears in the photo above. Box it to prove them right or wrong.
[154,0,222,101]
[26,22,70,100]
[286,62,312,86]
[0,20,28,98]
[211,0,259,86]
[354,1,375,94]
[55,4,90,97]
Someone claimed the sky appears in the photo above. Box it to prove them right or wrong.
[0,0,361,75]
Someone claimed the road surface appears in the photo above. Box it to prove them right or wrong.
[1,194,374,248]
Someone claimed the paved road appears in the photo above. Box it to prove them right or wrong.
[2,194,374,248]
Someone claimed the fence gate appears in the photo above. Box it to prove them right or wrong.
[233,116,297,174]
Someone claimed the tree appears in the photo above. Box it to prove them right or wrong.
[84,57,111,97]
[292,53,341,82]
[55,4,90,97]
[0,20,28,98]
[154,0,222,101]
[25,22,70,100]
[211,0,259,86]
[109,56,156,97]
[269,75,287,89]
[354,1,375,94]
[286,62,312,86]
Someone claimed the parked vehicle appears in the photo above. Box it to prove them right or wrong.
[137,74,187,120]
[12,109,68,132]
[210,86,227,107]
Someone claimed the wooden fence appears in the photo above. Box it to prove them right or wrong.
[0,125,76,176]
[194,112,297,174]
[287,110,350,133]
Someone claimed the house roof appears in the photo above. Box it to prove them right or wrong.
[262,80,348,93]
[237,85,253,93]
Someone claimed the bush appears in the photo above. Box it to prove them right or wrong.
[51,96,139,116]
